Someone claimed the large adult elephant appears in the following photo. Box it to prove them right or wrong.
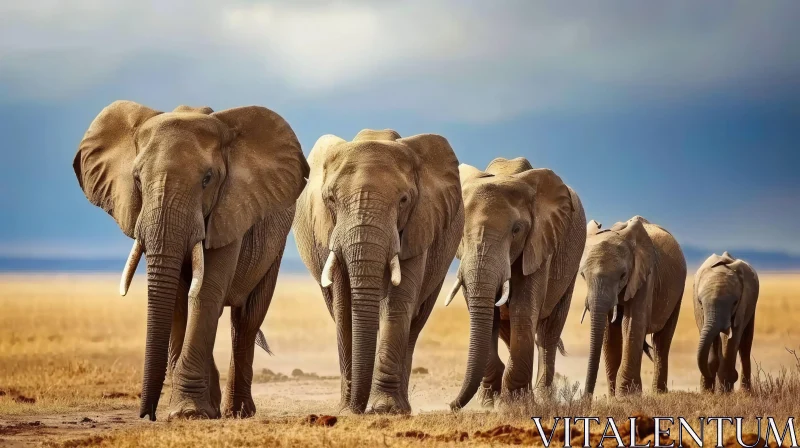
[580,216,686,397]
[73,101,309,420]
[293,129,463,414]
[446,158,586,410]
[694,252,759,393]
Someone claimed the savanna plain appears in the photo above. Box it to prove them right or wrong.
[1,272,799,447]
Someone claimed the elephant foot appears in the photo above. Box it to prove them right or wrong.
[369,391,411,415]
[478,386,497,409]
[168,394,219,421]
[222,395,256,418]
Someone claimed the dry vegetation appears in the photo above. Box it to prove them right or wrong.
[1,272,799,446]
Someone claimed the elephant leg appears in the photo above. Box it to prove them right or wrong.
[209,352,221,417]
[502,271,543,398]
[651,297,681,393]
[479,306,505,408]
[616,297,648,396]
[170,243,240,420]
[399,289,439,411]
[222,257,281,418]
[535,282,573,394]
[371,254,425,414]
[739,316,755,391]
[168,280,189,382]
[604,312,623,396]
[718,331,742,393]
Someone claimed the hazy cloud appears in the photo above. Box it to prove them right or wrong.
[1,1,797,121]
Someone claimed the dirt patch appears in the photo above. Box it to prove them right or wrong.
[396,430,469,442]
[411,367,429,374]
[253,368,339,383]
[13,395,36,404]
[101,392,137,399]
[305,414,337,427]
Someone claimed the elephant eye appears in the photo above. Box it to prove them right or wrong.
[400,195,408,205]
[512,224,522,235]
[202,170,212,189]
[620,272,626,281]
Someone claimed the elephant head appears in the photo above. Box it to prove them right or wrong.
[73,101,308,419]
[304,129,461,412]
[447,157,573,409]
[579,216,655,396]
[694,252,758,391]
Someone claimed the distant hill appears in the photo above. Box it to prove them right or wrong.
[1,247,799,273]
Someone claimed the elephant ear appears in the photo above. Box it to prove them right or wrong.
[173,105,214,114]
[587,219,602,236]
[305,134,346,249]
[485,157,533,175]
[515,169,573,276]
[619,218,655,301]
[398,134,462,260]
[458,163,491,185]
[205,106,309,249]
[73,100,162,238]
[729,258,759,330]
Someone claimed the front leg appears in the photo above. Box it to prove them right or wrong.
[399,284,440,410]
[371,253,425,414]
[616,275,652,396]
[222,253,281,418]
[502,264,547,398]
[535,278,574,394]
[170,242,241,420]
[479,306,505,408]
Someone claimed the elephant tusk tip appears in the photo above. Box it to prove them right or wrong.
[444,296,454,307]
[320,278,332,288]
[495,296,508,307]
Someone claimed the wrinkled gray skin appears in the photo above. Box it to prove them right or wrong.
[580,216,686,397]
[694,252,759,393]
[448,158,586,410]
[73,102,308,420]
[293,129,463,414]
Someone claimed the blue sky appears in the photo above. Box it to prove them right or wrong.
[0,1,798,262]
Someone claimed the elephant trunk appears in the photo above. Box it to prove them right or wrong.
[139,249,184,420]
[584,305,608,397]
[451,296,494,409]
[343,224,394,413]
[697,317,720,381]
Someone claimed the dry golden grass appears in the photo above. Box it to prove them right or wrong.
[1,272,799,446]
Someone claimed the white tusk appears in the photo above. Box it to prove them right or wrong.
[611,305,619,324]
[321,251,336,288]
[495,280,510,307]
[120,239,143,296]
[444,277,462,307]
[390,254,402,286]
[581,307,588,324]
[187,242,204,302]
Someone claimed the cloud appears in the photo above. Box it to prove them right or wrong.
[1,0,797,121]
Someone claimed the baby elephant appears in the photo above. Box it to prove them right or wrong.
[694,252,759,392]
[580,216,686,397]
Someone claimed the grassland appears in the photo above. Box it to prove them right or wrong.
[1,272,799,447]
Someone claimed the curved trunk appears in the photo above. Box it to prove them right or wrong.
[584,307,608,396]
[697,317,720,381]
[139,251,184,420]
[450,299,494,409]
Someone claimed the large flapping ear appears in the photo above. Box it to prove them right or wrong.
[205,106,309,249]
[304,134,346,249]
[485,157,533,175]
[73,100,162,238]
[398,134,462,259]
[587,219,602,236]
[618,218,655,300]
[458,164,491,185]
[515,169,573,276]
[729,258,759,329]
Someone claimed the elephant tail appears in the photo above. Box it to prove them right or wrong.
[557,339,567,357]
[256,329,273,356]
[643,338,653,362]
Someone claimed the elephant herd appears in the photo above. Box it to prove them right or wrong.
[72,101,761,421]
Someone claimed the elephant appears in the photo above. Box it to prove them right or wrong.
[293,129,463,414]
[73,101,309,420]
[446,157,586,410]
[580,216,686,397]
[694,252,759,393]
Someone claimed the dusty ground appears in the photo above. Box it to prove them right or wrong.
[1,272,799,447]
